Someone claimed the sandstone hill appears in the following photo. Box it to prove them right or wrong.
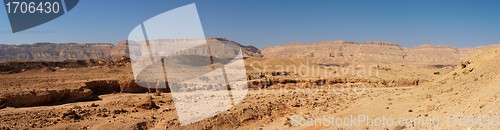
[0,38,261,63]
[339,46,500,129]
[261,40,497,66]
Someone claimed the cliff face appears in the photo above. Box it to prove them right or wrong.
[261,40,489,65]
[0,38,262,63]
[2,38,491,65]
[0,43,118,62]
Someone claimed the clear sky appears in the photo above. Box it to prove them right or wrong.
[1,0,500,48]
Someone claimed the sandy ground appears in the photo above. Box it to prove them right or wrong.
[1,87,410,130]
[2,47,498,130]
[260,47,500,130]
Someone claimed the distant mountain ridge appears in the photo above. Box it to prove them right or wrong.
[0,42,123,62]
[262,40,497,65]
[0,38,262,63]
[2,39,496,66]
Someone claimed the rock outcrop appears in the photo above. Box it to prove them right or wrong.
[0,88,93,108]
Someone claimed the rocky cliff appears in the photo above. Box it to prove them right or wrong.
[2,38,494,66]
[0,42,124,62]
[0,38,261,63]
[261,40,491,65]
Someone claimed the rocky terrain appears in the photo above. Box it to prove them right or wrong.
[1,38,499,129]
[330,47,500,129]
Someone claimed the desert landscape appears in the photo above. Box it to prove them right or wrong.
[1,38,500,129]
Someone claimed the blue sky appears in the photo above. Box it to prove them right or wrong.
[1,0,500,48]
